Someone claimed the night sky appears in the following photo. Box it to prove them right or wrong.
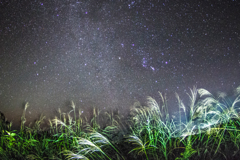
[0,0,240,129]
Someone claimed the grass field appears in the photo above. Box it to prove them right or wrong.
[1,86,240,160]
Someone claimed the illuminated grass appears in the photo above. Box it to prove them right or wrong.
[0,86,240,159]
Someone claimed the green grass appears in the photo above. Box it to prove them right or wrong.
[1,86,240,159]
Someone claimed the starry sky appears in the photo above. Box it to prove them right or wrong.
[0,0,240,129]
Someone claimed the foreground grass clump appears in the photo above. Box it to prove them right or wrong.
[1,86,240,159]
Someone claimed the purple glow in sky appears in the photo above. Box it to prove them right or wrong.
[0,0,239,129]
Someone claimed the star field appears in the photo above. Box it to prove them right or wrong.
[0,0,240,129]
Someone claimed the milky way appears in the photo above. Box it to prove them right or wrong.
[0,0,240,129]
